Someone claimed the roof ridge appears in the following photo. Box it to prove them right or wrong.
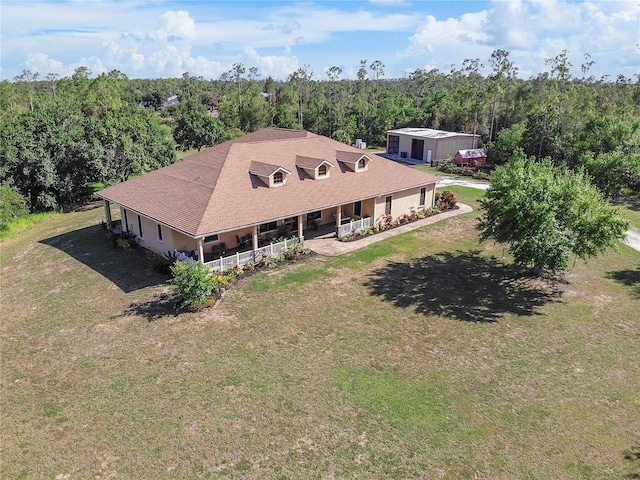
[194,142,234,235]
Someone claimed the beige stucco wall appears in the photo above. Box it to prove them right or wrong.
[121,207,197,256]
[373,185,435,222]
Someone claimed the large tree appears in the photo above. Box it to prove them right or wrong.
[478,156,629,274]
[174,108,225,151]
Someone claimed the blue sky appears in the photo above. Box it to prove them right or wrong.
[1,0,638,81]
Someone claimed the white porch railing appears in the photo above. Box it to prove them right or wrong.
[337,216,373,238]
[202,236,301,272]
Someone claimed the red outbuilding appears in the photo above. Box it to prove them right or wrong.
[454,148,487,167]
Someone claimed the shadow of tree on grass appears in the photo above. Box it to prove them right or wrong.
[122,291,181,322]
[365,251,561,322]
[623,446,640,479]
[611,195,640,212]
[41,225,168,293]
[606,268,640,299]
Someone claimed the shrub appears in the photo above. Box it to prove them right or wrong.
[112,230,138,249]
[473,171,491,180]
[398,213,411,224]
[0,184,29,225]
[170,261,217,309]
[150,250,179,274]
[222,264,244,280]
[376,214,393,230]
[435,190,457,210]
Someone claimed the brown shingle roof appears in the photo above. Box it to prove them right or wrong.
[336,150,370,164]
[248,161,291,177]
[295,155,334,169]
[97,128,439,237]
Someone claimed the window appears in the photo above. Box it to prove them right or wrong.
[419,187,426,207]
[307,211,321,223]
[357,158,366,169]
[204,234,219,243]
[385,196,392,215]
[259,221,277,233]
[157,223,163,241]
[354,201,362,217]
[137,215,143,238]
[273,171,284,184]
[318,164,327,176]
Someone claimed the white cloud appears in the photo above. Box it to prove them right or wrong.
[152,10,196,42]
[241,47,299,79]
[1,0,636,80]
[402,0,640,79]
[22,53,65,76]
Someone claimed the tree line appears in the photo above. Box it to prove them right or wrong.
[1,49,639,216]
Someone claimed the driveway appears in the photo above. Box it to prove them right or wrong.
[624,228,640,252]
[437,176,490,190]
[436,175,639,254]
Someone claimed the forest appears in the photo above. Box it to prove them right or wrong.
[1,49,639,217]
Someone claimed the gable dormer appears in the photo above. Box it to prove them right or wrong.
[295,155,335,180]
[336,150,372,172]
[249,161,292,188]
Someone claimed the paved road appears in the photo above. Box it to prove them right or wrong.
[437,176,639,253]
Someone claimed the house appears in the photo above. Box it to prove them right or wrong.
[386,128,479,165]
[454,148,487,167]
[97,128,439,265]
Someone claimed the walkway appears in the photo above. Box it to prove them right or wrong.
[305,203,473,256]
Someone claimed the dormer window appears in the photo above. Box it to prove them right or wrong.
[249,161,292,188]
[295,156,334,180]
[336,150,372,172]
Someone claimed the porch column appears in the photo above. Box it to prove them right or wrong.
[197,238,204,263]
[373,197,378,222]
[252,225,259,251]
[103,200,112,225]
[297,214,304,241]
[336,205,342,225]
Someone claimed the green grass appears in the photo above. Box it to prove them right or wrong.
[176,148,199,160]
[413,165,444,176]
[2,190,639,479]
[0,211,61,240]
[611,195,640,229]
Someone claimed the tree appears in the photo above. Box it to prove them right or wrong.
[174,108,225,151]
[488,122,526,165]
[478,156,629,274]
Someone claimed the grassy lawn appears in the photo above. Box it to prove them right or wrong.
[2,194,639,479]
[414,165,445,177]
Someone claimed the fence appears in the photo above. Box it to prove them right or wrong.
[202,236,301,272]
[336,216,373,238]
